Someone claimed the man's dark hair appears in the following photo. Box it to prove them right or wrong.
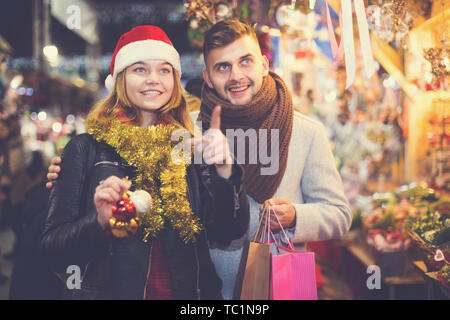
[203,19,258,62]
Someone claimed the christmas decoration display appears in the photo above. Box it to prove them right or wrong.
[355,183,449,254]
[184,0,244,50]
[424,47,450,82]
[108,188,152,238]
[405,190,450,290]
[184,0,219,25]
[363,197,413,253]
[423,0,449,83]
[406,196,449,248]
[87,118,202,244]
[331,119,402,175]
[352,182,449,285]
[438,264,450,288]
[367,0,432,47]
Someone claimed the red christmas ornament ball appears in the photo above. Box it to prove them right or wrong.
[112,198,136,221]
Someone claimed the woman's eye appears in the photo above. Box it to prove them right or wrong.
[160,68,171,74]
[134,67,146,73]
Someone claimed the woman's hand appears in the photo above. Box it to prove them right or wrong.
[94,176,132,229]
[46,146,64,189]
[191,106,233,179]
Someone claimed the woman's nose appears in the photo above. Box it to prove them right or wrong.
[145,70,160,83]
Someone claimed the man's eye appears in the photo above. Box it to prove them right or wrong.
[242,59,251,65]
[218,64,229,71]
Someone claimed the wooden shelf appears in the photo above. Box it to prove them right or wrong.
[345,241,425,286]
[410,9,450,34]
[384,275,425,285]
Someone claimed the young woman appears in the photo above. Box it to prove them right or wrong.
[40,25,249,300]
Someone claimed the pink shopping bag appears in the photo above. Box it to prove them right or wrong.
[270,247,317,300]
[265,207,318,300]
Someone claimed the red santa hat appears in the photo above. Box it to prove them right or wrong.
[105,25,181,91]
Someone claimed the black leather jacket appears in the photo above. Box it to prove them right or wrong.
[40,133,249,299]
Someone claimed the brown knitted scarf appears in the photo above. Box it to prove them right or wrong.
[199,71,293,203]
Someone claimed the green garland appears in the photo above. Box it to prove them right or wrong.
[86,118,202,244]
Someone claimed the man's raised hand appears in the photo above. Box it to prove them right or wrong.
[191,105,233,179]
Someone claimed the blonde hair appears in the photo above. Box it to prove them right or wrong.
[86,68,194,135]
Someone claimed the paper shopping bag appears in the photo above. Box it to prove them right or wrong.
[233,240,271,300]
[270,249,317,300]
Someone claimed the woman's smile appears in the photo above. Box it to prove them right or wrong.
[140,89,164,97]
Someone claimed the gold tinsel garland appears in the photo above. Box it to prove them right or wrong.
[86,118,202,244]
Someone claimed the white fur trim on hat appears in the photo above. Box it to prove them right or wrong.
[105,39,181,91]
[105,74,114,92]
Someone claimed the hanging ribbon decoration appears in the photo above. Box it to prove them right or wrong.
[326,1,344,63]
[342,0,355,88]
[354,0,375,81]
[325,0,375,89]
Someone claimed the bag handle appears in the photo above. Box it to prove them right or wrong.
[253,203,270,243]
[259,204,273,244]
[267,206,294,250]
[253,204,295,251]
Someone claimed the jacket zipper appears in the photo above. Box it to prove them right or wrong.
[142,244,153,300]
[94,160,119,167]
[233,185,240,218]
[194,244,201,300]
[186,169,201,300]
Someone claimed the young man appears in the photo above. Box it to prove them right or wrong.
[197,19,351,299]
[47,19,351,299]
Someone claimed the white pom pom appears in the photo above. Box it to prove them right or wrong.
[130,190,152,215]
[105,74,114,92]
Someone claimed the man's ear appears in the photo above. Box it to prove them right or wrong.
[203,69,213,88]
[262,55,270,77]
